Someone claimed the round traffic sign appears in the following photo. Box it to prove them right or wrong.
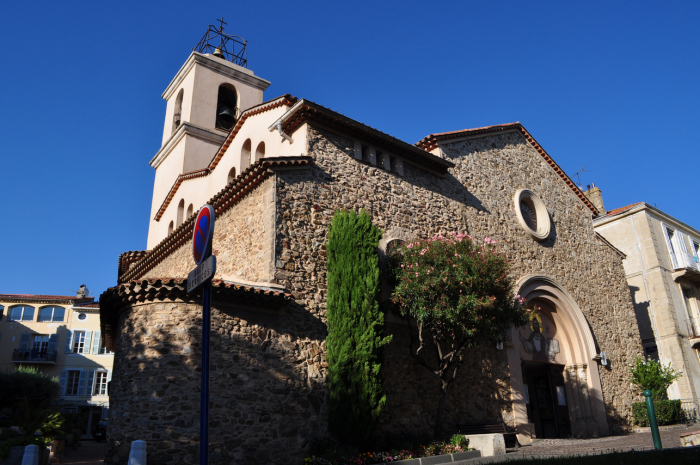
[193,205,215,265]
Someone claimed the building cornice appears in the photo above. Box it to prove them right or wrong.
[594,202,700,238]
[150,122,227,169]
[162,52,270,101]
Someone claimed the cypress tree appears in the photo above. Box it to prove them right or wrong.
[326,209,390,446]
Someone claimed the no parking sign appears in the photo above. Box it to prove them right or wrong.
[187,205,217,293]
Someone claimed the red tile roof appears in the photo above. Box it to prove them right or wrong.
[599,202,644,218]
[0,294,95,305]
[415,123,599,215]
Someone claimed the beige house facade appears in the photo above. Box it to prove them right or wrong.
[100,39,645,465]
[594,200,700,400]
[0,290,114,437]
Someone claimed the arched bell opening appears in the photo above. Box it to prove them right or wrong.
[215,84,238,131]
[507,275,609,443]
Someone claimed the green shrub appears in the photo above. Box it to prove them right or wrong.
[0,436,50,458]
[449,434,467,447]
[631,399,682,426]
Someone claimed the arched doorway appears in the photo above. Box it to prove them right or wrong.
[506,275,609,442]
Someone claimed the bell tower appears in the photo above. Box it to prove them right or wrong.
[147,21,270,247]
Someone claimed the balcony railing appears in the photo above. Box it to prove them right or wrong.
[12,349,57,364]
[681,399,700,423]
[686,318,700,340]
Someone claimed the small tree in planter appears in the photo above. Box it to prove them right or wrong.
[629,356,683,426]
[391,233,526,437]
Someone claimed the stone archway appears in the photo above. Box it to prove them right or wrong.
[506,275,609,442]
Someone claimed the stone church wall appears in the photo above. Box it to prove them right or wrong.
[142,177,277,283]
[273,126,641,436]
[105,293,328,465]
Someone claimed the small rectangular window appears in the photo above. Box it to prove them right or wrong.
[73,331,87,354]
[94,371,108,396]
[66,371,81,396]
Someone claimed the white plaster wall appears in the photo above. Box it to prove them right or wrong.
[161,71,197,146]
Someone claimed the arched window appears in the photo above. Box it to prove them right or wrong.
[39,306,65,322]
[254,142,265,163]
[168,221,174,235]
[228,167,236,183]
[215,84,238,130]
[172,89,184,134]
[9,305,35,321]
[241,139,251,171]
[177,199,185,227]
[187,204,193,218]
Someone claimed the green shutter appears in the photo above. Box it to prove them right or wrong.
[65,330,73,353]
[48,334,59,353]
[92,331,101,354]
[77,371,87,396]
[19,333,30,351]
[59,370,67,395]
[87,370,95,397]
[84,331,92,353]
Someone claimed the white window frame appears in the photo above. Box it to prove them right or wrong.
[8,306,35,322]
[72,331,87,354]
[31,334,49,352]
[93,371,109,396]
[65,370,81,396]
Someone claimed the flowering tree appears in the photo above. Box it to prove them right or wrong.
[391,233,526,437]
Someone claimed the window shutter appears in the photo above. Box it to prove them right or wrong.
[65,330,73,353]
[87,370,95,397]
[59,370,67,395]
[92,331,101,354]
[677,232,695,270]
[84,331,93,352]
[48,334,59,353]
[661,224,679,269]
[19,333,30,351]
[77,371,87,396]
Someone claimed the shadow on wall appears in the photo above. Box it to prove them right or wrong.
[107,296,329,465]
[378,321,512,443]
[629,285,655,342]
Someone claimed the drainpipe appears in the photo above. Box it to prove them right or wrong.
[272,122,293,143]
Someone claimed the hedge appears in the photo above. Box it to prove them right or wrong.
[631,399,682,426]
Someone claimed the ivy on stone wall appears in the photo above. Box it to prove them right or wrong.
[326,209,391,446]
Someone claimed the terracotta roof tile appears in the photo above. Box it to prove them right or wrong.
[600,202,644,218]
[0,294,95,305]
[415,123,599,215]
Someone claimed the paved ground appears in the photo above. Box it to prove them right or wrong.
[458,425,700,464]
[59,439,105,465]
[54,428,700,464]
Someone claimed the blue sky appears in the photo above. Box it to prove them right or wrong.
[1,1,698,297]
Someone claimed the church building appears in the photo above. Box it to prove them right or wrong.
[101,26,643,465]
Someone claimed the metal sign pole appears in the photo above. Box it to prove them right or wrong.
[188,204,216,465]
[200,281,211,465]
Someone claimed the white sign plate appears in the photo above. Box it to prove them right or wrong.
[187,255,217,293]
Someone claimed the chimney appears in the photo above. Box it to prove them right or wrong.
[583,183,605,215]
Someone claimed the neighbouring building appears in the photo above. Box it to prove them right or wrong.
[0,287,114,437]
[100,26,643,465]
[593,194,700,400]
